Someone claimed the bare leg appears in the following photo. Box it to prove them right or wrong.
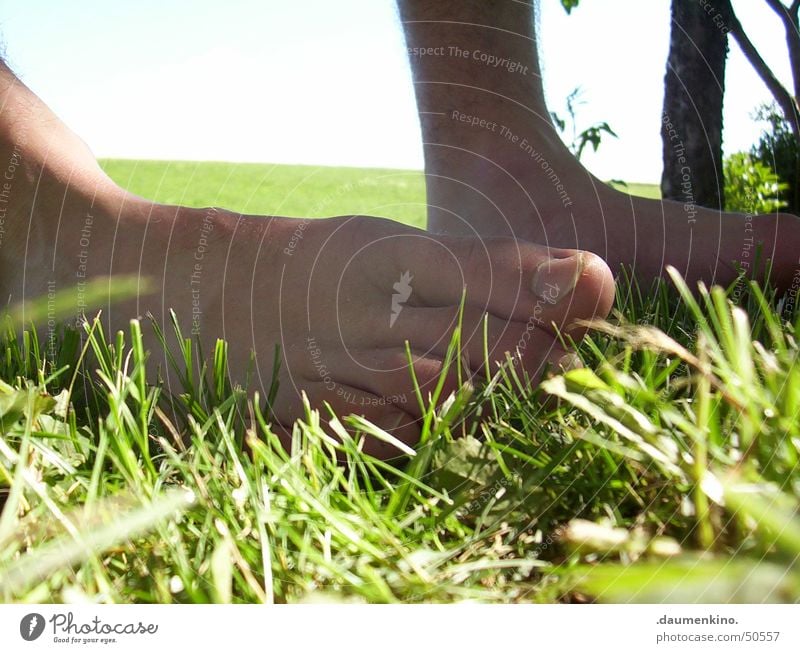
[0,60,614,458]
[399,0,800,287]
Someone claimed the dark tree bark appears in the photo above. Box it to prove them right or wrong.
[660,0,732,210]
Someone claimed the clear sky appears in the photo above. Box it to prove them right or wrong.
[0,0,792,183]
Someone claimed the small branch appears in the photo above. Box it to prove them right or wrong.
[764,0,792,25]
[788,0,800,100]
[763,0,800,109]
[728,6,800,138]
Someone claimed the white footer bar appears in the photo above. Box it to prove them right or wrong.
[0,604,798,652]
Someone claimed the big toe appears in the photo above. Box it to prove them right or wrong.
[396,235,615,333]
[530,249,616,335]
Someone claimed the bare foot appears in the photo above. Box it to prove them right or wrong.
[0,64,615,458]
[422,104,800,290]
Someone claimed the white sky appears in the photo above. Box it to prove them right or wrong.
[0,0,792,183]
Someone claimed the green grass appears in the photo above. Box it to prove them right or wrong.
[609,181,661,199]
[0,162,796,604]
[99,159,429,229]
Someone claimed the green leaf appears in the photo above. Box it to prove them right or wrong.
[6,275,148,332]
[0,489,194,597]
[572,558,799,603]
[0,387,56,432]
[430,436,504,491]
[723,480,800,557]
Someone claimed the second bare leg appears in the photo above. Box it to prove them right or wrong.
[399,0,800,288]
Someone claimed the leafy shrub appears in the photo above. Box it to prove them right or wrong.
[723,152,787,214]
[751,103,799,213]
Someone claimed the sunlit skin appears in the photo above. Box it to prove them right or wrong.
[400,1,800,289]
[0,62,614,458]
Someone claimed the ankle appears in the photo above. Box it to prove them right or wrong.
[424,101,577,177]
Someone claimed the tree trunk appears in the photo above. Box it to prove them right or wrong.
[660,0,731,210]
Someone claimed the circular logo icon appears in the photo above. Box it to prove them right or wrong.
[19,613,45,641]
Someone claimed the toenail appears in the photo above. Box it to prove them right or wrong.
[557,352,583,372]
[531,253,584,304]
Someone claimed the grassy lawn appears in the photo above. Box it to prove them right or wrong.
[100,159,430,229]
[609,181,661,199]
[0,161,797,604]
